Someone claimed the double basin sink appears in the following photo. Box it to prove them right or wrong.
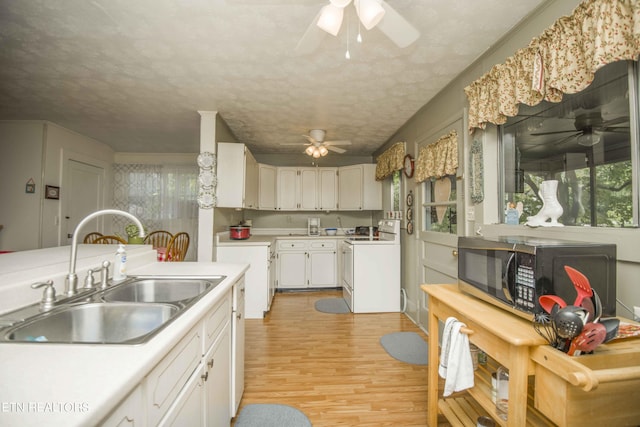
[0,276,226,345]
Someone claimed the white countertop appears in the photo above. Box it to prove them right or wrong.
[215,230,349,247]
[0,260,249,427]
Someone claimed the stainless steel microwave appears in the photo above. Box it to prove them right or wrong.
[457,236,616,319]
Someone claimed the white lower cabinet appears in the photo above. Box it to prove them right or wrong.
[277,240,337,289]
[204,326,231,427]
[217,244,273,319]
[100,385,144,427]
[104,287,238,427]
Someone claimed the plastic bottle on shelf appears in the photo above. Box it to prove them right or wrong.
[113,244,127,282]
[496,365,509,420]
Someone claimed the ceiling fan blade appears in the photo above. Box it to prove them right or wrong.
[295,9,327,55]
[376,0,420,48]
[602,116,629,126]
[302,134,318,144]
[530,130,581,136]
[324,139,351,145]
[280,142,310,146]
[599,126,630,133]
[326,145,346,153]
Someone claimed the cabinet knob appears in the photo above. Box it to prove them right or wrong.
[237,313,242,320]
[201,371,209,381]
[452,250,459,257]
[208,358,214,368]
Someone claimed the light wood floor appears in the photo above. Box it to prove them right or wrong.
[235,290,447,426]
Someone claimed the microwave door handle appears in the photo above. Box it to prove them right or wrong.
[502,252,515,303]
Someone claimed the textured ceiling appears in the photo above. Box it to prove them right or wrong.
[0,0,548,155]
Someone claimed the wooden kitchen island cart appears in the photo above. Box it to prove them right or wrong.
[421,284,640,427]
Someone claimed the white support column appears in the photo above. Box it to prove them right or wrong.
[197,111,217,262]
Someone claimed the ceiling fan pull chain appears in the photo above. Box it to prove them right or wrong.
[345,6,351,59]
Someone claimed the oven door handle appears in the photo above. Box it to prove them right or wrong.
[502,252,515,303]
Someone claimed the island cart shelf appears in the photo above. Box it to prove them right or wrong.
[421,284,640,427]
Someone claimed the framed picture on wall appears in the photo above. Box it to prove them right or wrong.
[45,185,60,200]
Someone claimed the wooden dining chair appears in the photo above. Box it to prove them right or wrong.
[83,232,104,243]
[166,232,189,262]
[144,230,173,249]
[93,235,127,245]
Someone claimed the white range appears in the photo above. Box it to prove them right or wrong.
[341,219,401,313]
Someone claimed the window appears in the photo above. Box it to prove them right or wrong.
[500,60,637,227]
[422,175,457,234]
[391,170,401,211]
[113,163,199,259]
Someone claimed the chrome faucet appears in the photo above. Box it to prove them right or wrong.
[66,209,144,296]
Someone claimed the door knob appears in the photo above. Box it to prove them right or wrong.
[452,250,458,257]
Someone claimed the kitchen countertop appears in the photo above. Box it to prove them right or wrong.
[215,229,351,247]
[0,260,249,427]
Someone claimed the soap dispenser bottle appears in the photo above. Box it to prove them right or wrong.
[113,244,127,282]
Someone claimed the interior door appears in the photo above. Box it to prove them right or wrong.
[64,159,104,245]
[417,115,465,330]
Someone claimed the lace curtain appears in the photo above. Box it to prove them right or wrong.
[112,163,199,261]
[415,130,458,183]
[375,141,406,181]
[465,0,640,131]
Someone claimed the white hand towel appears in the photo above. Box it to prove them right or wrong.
[438,316,474,397]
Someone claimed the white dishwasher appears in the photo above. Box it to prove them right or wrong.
[341,219,401,313]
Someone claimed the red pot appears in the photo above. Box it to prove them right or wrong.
[229,226,251,240]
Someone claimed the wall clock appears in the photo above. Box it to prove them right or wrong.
[403,154,414,178]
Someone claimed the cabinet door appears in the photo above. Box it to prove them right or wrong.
[278,251,307,288]
[338,165,363,210]
[231,280,245,417]
[204,324,231,427]
[318,168,338,210]
[299,168,318,210]
[308,251,337,287]
[277,168,298,210]
[361,163,382,210]
[244,149,259,209]
[216,143,246,208]
[158,366,205,427]
[101,386,144,427]
[258,164,276,210]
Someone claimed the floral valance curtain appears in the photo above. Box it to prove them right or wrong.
[375,141,406,181]
[415,130,458,183]
[465,0,640,131]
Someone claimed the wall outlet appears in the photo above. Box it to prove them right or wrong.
[634,306,640,322]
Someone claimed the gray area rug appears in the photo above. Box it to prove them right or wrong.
[380,331,428,365]
[314,297,350,314]
[234,403,312,427]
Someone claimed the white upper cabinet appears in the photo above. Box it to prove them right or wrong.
[258,164,276,210]
[338,164,381,210]
[216,143,259,209]
[318,168,338,210]
[276,167,318,210]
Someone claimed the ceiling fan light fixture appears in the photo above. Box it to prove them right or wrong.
[319,146,329,156]
[317,4,344,36]
[577,132,602,147]
[354,0,385,30]
[312,148,322,158]
[305,145,316,156]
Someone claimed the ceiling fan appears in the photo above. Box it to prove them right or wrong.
[530,112,629,147]
[295,0,420,55]
[280,129,351,157]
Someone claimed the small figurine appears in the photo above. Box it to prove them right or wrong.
[505,202,520,225]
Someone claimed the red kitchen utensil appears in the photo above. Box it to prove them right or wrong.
[567,322,606,356]
[539,294,567,314]
[564,265,594,307]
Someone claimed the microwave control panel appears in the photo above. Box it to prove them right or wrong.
[514,263,536,310]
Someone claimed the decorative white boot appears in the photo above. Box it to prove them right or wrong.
[525,180,564,227]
